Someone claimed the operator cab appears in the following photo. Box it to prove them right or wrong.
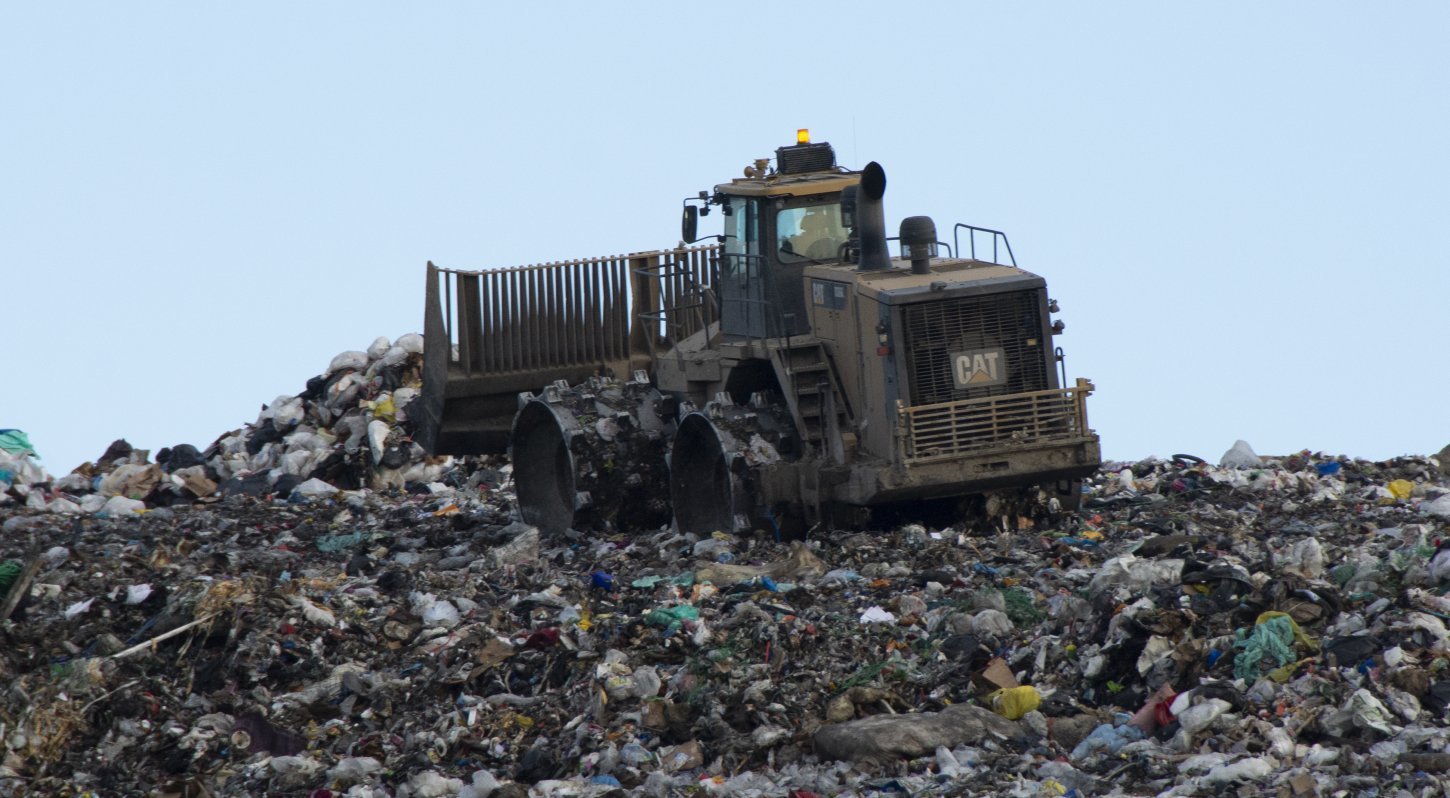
[685,131,860,340]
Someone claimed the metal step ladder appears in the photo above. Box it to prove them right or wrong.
[769,340,854,462]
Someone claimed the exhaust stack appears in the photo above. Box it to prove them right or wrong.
[855,162,890,272]
[900,216,937,275]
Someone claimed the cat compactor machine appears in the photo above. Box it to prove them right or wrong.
[415,131,1101,535]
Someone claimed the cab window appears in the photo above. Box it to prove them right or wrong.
[722,197,760,276]
[777,202,847,262]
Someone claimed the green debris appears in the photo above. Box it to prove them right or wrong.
[0,560,22,594]
[1330,563,1358,586]
[0,430,37,458]
[317,531,371,552]
[998,587,1045,626]
[645,605,700,628]
[1234,612,1315,682]
[835,655,920,693]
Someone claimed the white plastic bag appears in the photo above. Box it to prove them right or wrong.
[411,592,461,628]
[367,420,390,464]
[395,332,424,354]
[99,495,146,516]
[366,336,392,360]
[291,478,338,500]
[327,350,369,375]
[328,756,383,786]
[1219,440,1263,468]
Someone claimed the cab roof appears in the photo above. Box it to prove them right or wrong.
[715,169,860,199]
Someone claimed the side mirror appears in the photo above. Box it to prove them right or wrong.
[681,205,699,243]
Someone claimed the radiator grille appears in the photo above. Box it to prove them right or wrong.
[903,289,1048,405]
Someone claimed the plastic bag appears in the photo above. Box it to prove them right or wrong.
[1200,757,1272,787]
[411,592,462,628]
[395,332,424,354]
[458,769,501,798]
[1233,612,1313,681]
[367,419,390,464]
[100,495,146,516]
[97,463,162,499]
[327,756,382,786]
[0,429,38,457]
[327,350,369,375]
[366,336,392,359]
[1070,719,1143,760]
[859,606,896,624]
[369,394,398,424]
[293,596,337,627]
[1177,698,1230,733]
[65,598,95,619]
[291,478,338,500]
[378,345,410,368]
[988,686,1041,720]
[1219,439,1263,468]
[646,605,700,628]
[270,395,305,430]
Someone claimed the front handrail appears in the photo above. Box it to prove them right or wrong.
[895,379,1094,465]
[952,224,1016,267]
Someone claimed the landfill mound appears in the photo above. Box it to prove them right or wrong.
[3,341,1450,796]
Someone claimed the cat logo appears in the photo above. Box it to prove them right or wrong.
[951,348,1006,388]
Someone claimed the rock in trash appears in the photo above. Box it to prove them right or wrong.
[813,703,1023,765]
[488,524,541,567]
[1402,752,1450,771]
[1425,493,1450,518]
[694,540,825,584]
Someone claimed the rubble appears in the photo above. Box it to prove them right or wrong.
[4,341,1450,795]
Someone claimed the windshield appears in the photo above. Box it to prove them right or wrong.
[777,202,847,262]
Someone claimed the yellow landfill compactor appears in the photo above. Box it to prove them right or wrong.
[415,133,1101,535]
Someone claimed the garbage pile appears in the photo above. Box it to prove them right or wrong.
[0,429,51,512]
[4,342,1450,796]
[1,333,444,518]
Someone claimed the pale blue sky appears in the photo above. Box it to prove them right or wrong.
[4,3,1447,474]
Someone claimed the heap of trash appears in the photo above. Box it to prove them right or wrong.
[3,339,1450,797]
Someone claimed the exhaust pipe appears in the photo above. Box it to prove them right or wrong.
[855,162,890,272]
[899,216,937,275]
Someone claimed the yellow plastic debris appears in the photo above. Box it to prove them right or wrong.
[371,395,398,423]
[987,685,1041,720]
[1388,479,1414,500]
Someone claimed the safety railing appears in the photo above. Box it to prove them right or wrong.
[426,244,720,378]
[642,245,719,348]
[895,379,1094,465]
[952,223,1016,267]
